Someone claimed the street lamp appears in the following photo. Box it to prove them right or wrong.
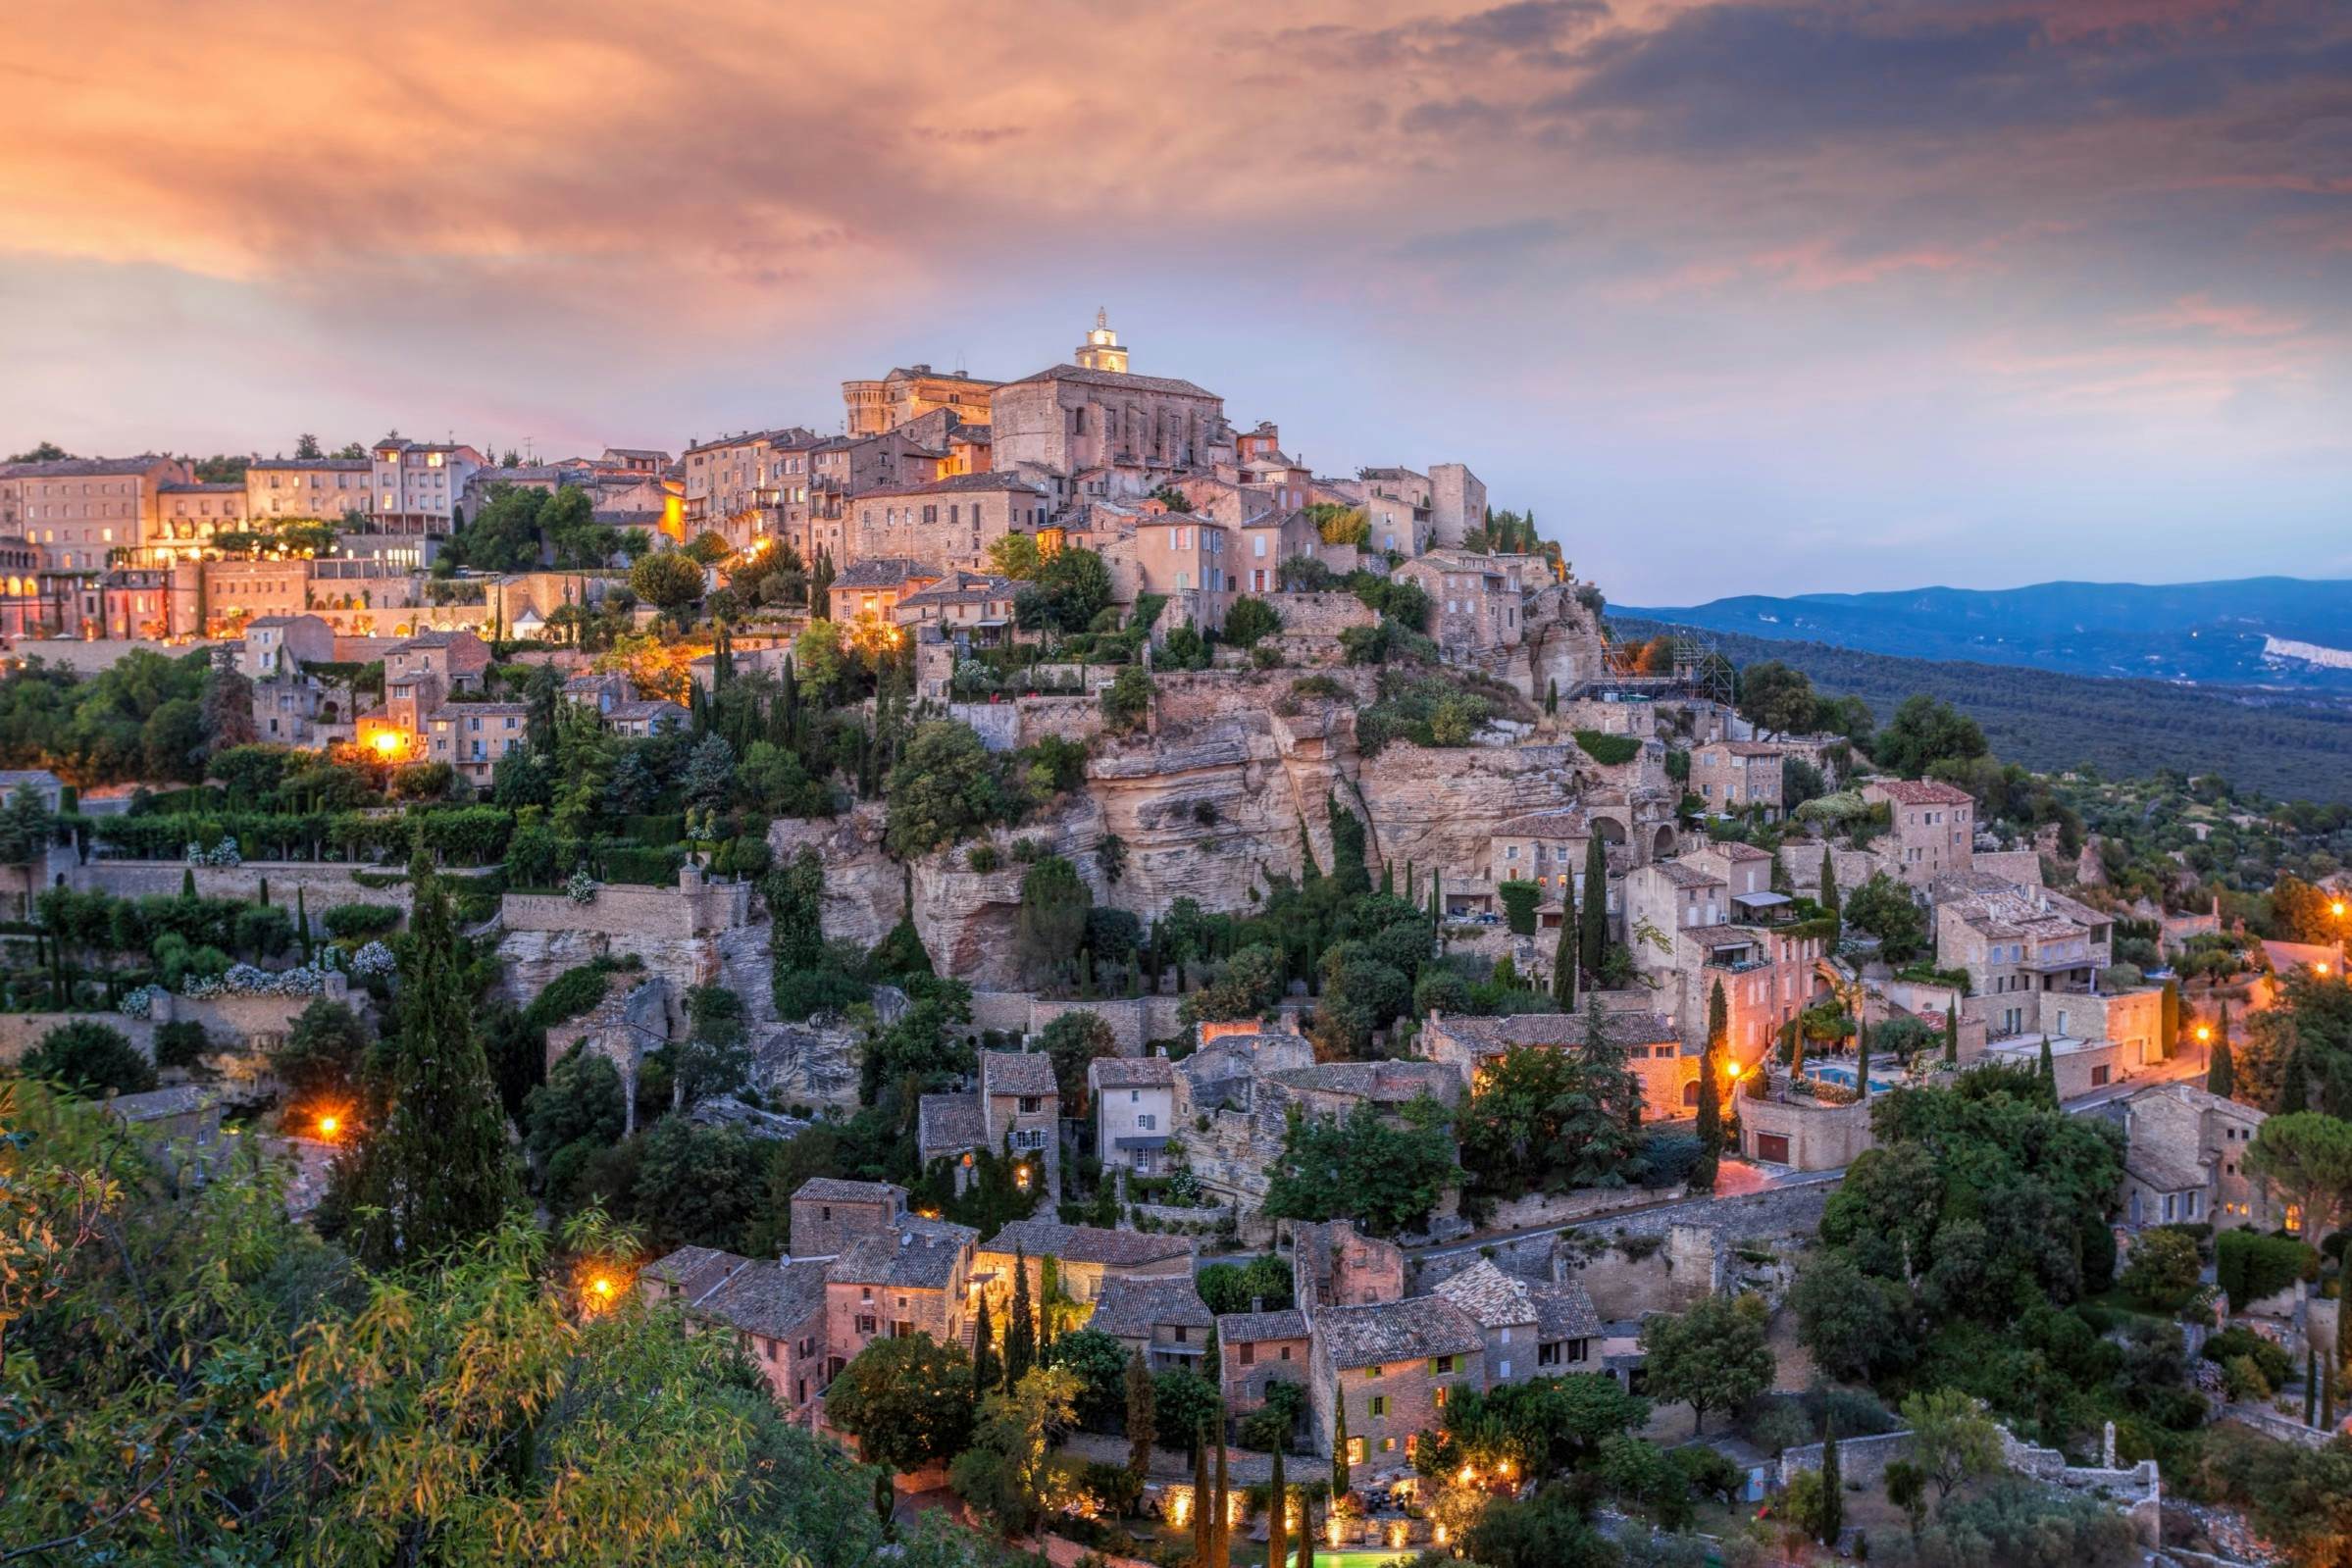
[317,1112,341,1138]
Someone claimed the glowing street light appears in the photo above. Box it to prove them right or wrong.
[372,730,403,758]
[317,1112,341,1138]
[2195,1025,2212,1043]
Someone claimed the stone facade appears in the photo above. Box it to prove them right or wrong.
[1865,779,1975,884]
[1690,741,1785,819]
[852,473,1050,572]
[2108,1082,2275,1230]
[989,347,1224,477]
[1428,462,1487,551]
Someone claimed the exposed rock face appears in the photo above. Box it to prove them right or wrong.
[1355,741,1588,888]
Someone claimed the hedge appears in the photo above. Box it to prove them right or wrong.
[522,960,631,1032]
[320,902,403,939]
[88,806,515,867]
[1572,730,1643,767]
[622,814,686,847]
[1498,879,1541,936]
[2216,1227,2317,1310]
[602,845,686,885]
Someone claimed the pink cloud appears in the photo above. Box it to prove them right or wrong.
[2127,292,2308,338]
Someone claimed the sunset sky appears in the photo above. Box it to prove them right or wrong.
[4,0,2348,601]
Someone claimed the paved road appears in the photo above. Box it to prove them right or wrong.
[1410,1164,1848,1262]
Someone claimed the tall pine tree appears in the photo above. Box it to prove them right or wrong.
[1125,1346,1156,1485]
[1265,1444,1288,1568]
[1552,904,1577,1009]
[972,1292,998,1397]
[2208,1004,2236,1098]
[1006,1246,1036,1389]
[1944,999,1959,1066]
[339,855,515,1270]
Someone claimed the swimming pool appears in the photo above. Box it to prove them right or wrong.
[1805,1062,1898,1093]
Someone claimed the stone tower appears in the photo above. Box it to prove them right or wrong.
[1074,307,1129,374]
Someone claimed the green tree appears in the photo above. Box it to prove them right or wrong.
[1006,1245,1036,1389]
[1015,854,1091,990]
[1552,903,1577,1008]
[949,1365,1081,1538]
[2117,1227,2202,1311]
[1842,873,1927,961]
[1695,981,1726,1189]
[2209,1021,2238,1098]
[986,532,1041,580]
[1222,595,1282,649]
[1125,1346,1156,1482]
[971,1290,999,1398]
[826,1331,977,1474]
[1900,1388,2002,1501]
[1101,665,1151,733]
[336,858,518,1270]
[1187,943,1287,1025]
[23,1019,155,1097]
[1498,878,1541,936]
[1871,694,1988,777]
[2244,1111,2352,1248]
[885,721,1010,857]
[270,998,374,1104]
[1817,1420,1844,1543]
[1038,1009,1117,1116]
[1789,1251,1914,1384]
[1577,834,1608,980]
[1456,1040,1641,1207]
[1737,660,1818,737]
[629,550,706,617]
[1043,1325,1129,1429]
[1261,1096,1458,1238]
[1639,1292,1772,1435]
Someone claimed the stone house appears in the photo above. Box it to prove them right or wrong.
[1089,1053,1177,1175]
[917,1047,1061,1196]
[1310,1294,1485,1470]
[1428,463,1487,551]
[1484,807,1590,921]
[640,1245,830,1423]
[789,1177,906,1257]
[1358,467,1432,555]
[0,452,191,574]
[974,1219,1193,1312]
[382,630,491,735]
[828,557,941,625]
[821,1215,979,1383]
[1218,1308,1312,1420]
[245,456,376,525]
[1290,1219,1407,1312]
[1174,1055,1462,1210]
[1930,872,2116,1043]
[1429,1259,1602,1384]
[604,698,688,738]
[842,363,999,437]
[1234,508,1324,595]
[1864,779,1975,884]
[1086,1274,1217,1374]
[892,570,1022,647]
[426,700,531,784]
[1418,1009,1692,1121]
[1130,516,1233,630]
[1391,549,1526,656]
[1690,742,1786,819]
[154,481,249,559]
[240,613,334,679]
[2104,1082,2275,1231]
[852,473,1048,574]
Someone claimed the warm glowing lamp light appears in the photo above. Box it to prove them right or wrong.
[372,731,402,757]
[318,1113,340,1137]
[2196,1026,2212,1042]
[590,1276,615,1299]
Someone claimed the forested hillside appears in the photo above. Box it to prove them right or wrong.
[1614,620,2352,803]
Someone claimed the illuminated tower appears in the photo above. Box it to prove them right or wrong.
[1074,307,1128,374]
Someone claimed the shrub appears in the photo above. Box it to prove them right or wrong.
[24,1020,157,1096]
[524,962,621,1031]
[153,1018,211,1069]
[320,902,403,939]
[967,843,1000,874]
[2201,1325,2291,1389]
[1573,730,1642,767]
[1497,879,1541,936]
[2216,1227,2318,1309]
[603,844,685,885]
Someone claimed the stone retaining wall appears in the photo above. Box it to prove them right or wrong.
[1778,1430,1913,1489]
[0,984,341,1065]
[71,859,417,911]
[501,872,750,941]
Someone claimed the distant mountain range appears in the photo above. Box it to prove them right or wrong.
[1616,576,2352,691]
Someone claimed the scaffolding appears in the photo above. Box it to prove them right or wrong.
[1596,625,1736,707]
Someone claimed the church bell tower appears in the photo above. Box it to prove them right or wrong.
[1074,307,1129,374]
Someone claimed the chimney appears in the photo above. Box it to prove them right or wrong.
[1252,1295,1263,1313]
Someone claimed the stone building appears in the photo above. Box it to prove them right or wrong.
[821,1215,979,1383]
[1392,549,1526,655]
[1428,462,1487,550]
[1930,871,2115,1041]
[842,364,999,436]
[1428,1258,1600,1384]
[789,1177,906,1257]
[1358,467,1431,555]
[988,313,1225,476]
[892,570,1022,647]
[369,436,485,534]
[1089,1053,1176,1175]
[1690,741,1786,820]
[828,558,941,626]
[2104,1082,2275,1231]
[1128,517,1233,630]
[1864,779,1976,884]
[1217,1307,1312,1421]
[639,1246,831,1424]
[151,481,249,561]
[205,558,317,632]
[1086,1274,1217,1374]
[852,472,1048,572]
[1290,1219,1407,1314]
[1418,1009,1693,1120]
[917,1048,1061,1196]
[974,1219,1193,1312]
[1484,808,1591,920]
[427,701,531,784]
[245,457,375,525]
[1234,509,1324,595]
[1310,1294,1485,1470]
[0,453,191,573]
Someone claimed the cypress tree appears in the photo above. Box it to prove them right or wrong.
[1552,906,1577,1009]
[1006,1246,1036,1389]
[1856,1014,1870,1100]
[1191,1429,1213,1566]
[1379,862,1393,896]
[2160,979,2181,1059]
[1579,834,1608,981]
[2208,1023,2236,1099]
[296,884,313,964]
[1429,872,1442,926]
[1299,1494,1317,1568]
[1211,1402,1231,1568]
[2329,1274,2348,1432]
[1545,677,1559,716]
[2307,1344,2320,1426]
[341,856,516,1271]
[1266,1445,1288,1568]
[1817,848,1839,915]
[1819,1420,1844,1544]
[1125,1346,1155,1484]
[2281,1047,2309,1114]
[1405,860,1414,901]
[181,866,197,898]
[972,1292,998,1398]
[257,876,269,908]
[1332,1397,1350,1502]
[1694,980,1725,1189]
[2038,1035,2058,1102]
[1943,1000,1958,1066]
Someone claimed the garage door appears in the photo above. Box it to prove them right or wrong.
[1755,1133,1790,1164]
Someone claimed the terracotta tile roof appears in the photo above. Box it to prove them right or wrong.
[1432,1259,1539,1329]
[831,558,940,589]
[700,1256,830,1338]
[1219,1308,1311,1342]
[1654,860,1725,889]
[1866,779,1974,806]
[1531,1280,1602,1341]
[1087,1275,1214,1339]
[1004,363,1220,400]
[981,1049,1058,1098]
[1317,1295,1483,1368]
[793,1177,903,1205]
[1704,842,1774,863]
[870,470,1047,498]
[643,1243,748,1301]
[1706,742,1786,758]
[1090,1055,1177,1090]
[980,1220,1194,1267]
[917,1092,986,1156]
[827,1217,976,1290]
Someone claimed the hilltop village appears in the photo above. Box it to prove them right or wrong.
[5,315,2351,1568]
